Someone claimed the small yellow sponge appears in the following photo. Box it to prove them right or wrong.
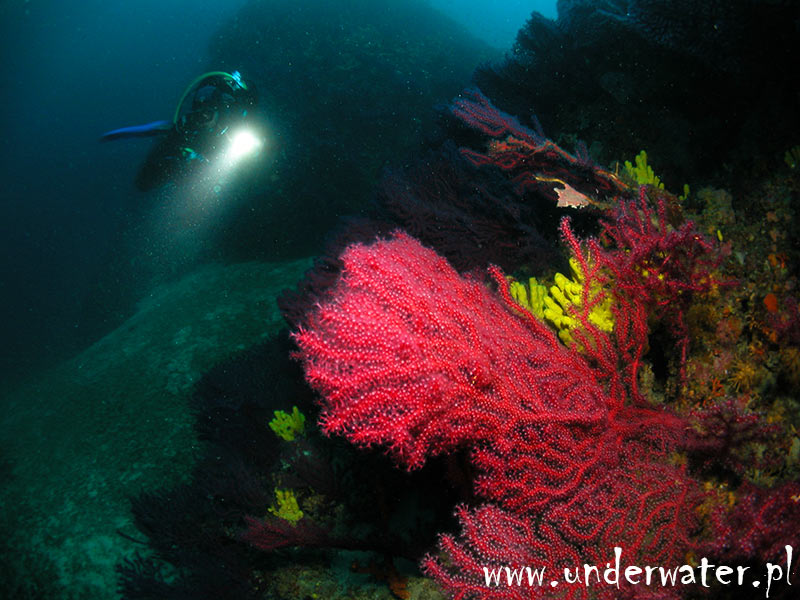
[268,488,303,524]
[269,406,306,441]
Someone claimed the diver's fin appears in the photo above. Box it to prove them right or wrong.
[100,120,172,142]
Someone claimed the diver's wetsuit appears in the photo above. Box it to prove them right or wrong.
[104,71,256,191]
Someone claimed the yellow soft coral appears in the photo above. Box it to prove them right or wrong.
[622,151,690,201]
[509,257,614,347]
[269,406,306,441]
[268,488,304,524]
[623,150,664,189]
[509,276,548,319]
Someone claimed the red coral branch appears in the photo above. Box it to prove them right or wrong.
[295,232,607,471]
[293,222,706,597]
[450,88,627,204]
[240,515,332,551]
[705,481,800,563]
[291,179,777,599]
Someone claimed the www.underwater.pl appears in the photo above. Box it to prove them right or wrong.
[483,546,794,598]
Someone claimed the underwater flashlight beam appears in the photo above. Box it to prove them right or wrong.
[227,129,263,162]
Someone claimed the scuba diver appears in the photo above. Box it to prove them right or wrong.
[101,71,259,191]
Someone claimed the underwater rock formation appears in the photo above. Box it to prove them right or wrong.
[0,260,310,599]
[208,0,498,260]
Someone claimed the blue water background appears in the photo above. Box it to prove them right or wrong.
[429,0,556,48]
[0,0,555,387]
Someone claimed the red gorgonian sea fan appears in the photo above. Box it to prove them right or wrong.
[292,186,745,597]
[281,89,800,599]
[294,231,605,471]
